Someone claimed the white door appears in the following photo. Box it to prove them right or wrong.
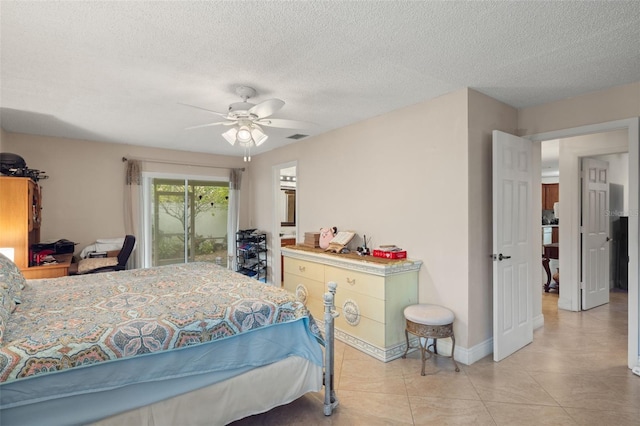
[581,158,610,310]
[492,130,534,362]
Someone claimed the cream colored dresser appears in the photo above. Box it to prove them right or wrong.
[282,246,421,362]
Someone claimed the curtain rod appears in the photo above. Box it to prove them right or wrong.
[122,157,244,171]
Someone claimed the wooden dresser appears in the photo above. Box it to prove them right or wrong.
[282,246,421,362]
[0,177,41,268]
[0,176,72,279]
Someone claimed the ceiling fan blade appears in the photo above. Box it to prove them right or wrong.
[256,118,314,129]
[185,121,233,130]
[248,99,285,119]
[178,102,228,117]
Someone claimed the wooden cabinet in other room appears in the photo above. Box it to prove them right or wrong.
[282,247,422,362]
[542,183,559,210]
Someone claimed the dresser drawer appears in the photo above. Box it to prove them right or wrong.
[284,273,325,302]
[335,306,386,348]
[284,273,325,319]
[325,266,385,299]
[284,258,324,282]
[334,286,385,323]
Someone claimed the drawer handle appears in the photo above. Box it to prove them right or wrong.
[346,277,356,285]
[298,266,306,272]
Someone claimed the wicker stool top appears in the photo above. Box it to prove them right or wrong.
[404,304,454,326]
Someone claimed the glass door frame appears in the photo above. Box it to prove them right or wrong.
[142,172,230,268]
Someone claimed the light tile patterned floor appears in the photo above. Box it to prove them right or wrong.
[232,291,639,425]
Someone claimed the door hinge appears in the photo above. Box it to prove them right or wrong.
[580,281,585,290]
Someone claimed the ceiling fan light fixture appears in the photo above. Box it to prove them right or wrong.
[251,126,268,146]
[236,125,252,144]
[222,128,237,145]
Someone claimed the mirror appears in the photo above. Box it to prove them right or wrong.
[280,166,296,227]
[281,189,296,226]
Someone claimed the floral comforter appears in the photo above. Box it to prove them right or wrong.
[0,262,320,383]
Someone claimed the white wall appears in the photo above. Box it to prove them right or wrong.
[249,89,474,350]
[518,82,640,135]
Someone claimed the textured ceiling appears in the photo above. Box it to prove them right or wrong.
[1,1,639,158]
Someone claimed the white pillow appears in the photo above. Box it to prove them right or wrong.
[96,237,125,244]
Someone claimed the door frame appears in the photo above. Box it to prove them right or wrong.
[271,160,298,286]
[525,117,639,369]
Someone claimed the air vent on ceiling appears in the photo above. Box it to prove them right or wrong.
[287,133,308,140]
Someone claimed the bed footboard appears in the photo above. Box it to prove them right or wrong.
[323,282,339,416]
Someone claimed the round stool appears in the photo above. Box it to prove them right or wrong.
[401,304,460,375]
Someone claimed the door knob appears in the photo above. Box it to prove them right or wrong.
[498,253,511,261]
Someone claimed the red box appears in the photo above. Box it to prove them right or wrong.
[372,249,407,259]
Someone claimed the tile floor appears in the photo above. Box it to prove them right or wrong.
[232,290,639,425]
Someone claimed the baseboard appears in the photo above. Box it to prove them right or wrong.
[558,296,573,311]
[429,336,493,365]
[314,319,418,362]
[533,313,545,330]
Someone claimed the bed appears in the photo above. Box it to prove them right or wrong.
[0,254,338,425]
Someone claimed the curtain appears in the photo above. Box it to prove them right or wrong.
[227,168,242,270]
[124,160,142,269]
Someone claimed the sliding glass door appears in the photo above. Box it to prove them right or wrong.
[147,177,229,267]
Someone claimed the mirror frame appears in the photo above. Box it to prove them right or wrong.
[280,189,296,226]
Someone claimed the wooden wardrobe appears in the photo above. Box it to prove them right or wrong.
[0,176,42,269]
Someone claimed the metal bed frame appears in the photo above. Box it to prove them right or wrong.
[323,282,339,415]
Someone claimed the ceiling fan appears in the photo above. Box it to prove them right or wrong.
[181,86,312,161]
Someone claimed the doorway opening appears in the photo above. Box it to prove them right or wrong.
[272,161,298,286]
[529,118,638,369]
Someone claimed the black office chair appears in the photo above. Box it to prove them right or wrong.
[75,235,136,274]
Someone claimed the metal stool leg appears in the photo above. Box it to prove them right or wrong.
[450,333,460,372]
[401,328,410,359]
[419,337,427,376]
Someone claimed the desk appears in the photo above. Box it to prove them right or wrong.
[21,254,73,279]
[542,243,558,292]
